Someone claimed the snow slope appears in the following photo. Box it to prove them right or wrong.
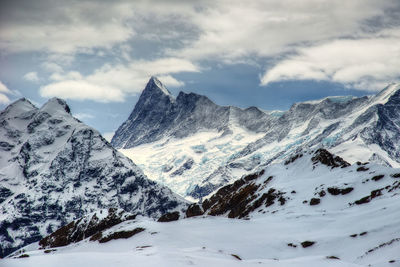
[120,127,265,199]
[5,149,400,266]
[0,98,187,257]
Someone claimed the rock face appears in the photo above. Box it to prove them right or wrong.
[111,77,273,148]
[39,208,136,249]
[362,88,400,160]
[180,169,287,219]
[311,148,350,168]
[175,149,400,220]
[0,98,187,257]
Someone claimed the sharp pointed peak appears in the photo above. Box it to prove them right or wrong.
[40,97,71,114]
[1,98,34,118]
[0,97,37,118]
[149,75,160,83]
[9,97,35,107]
[145,76,172,96]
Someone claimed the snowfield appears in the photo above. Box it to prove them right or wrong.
[4,197,400,267]
[5,151,400,266]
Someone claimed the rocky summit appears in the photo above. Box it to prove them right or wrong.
[111,76,274,149]
[0,97,187,257]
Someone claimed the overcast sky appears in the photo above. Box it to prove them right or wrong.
[1,0,399,135]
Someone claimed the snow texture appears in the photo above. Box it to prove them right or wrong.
[5,149,400,267]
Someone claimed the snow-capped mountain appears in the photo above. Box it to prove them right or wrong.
[112,78,400,199]
[6,149,400,266]
[111,76,273,149]
[0,98,187,257]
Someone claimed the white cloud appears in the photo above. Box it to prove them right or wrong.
[41,62,63,73]
[74,112,94,121]
[46,54,75,66]
[0,81,11,94]
[1,0,399,93]
[173,0,395,61]
[0,81,12,104]
[156,75,185,87]
[49,71,83,81]
[0,94,11,105]
[0,1,134,55]
[2,23,133,54]
[23,72,39,82]
[3,0,394,59]
[40,58,199,102]
[40,80,125,102]
[261,33,400,90]
[102,132,115,142]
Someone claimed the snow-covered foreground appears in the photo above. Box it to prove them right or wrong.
[4,150,400,266]
[5,193,400,266]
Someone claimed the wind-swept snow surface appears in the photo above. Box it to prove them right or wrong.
[5,192,400,266]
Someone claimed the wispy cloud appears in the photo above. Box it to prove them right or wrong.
[101,132,115,142]
[23,72,40,82]
[41,62,63,73]
[1,0,399,97]
[173,0,397,61]
[0,1,134,55]
[261,30,400,90]
[40,58,199,102]
[74,112,94,121]
[0,81,12,104]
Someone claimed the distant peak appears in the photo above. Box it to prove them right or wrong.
[373,83,400,105]
[1,97,37,115]
[40,97,71,114]
[145,76,172,96]
[9,97,34,107]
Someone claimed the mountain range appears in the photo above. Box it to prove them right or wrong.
[111,77,400,200]
[2,77,400,266]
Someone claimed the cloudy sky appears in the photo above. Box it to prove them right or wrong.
[1,0,399,135]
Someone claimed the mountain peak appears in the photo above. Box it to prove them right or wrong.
[40,97,71,114]
[373,83,400,105]
[145,76,173,97]
[0,97,37,119]
[9,97,36,109]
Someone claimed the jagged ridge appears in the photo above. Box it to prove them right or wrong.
[112,80,400,199]
[0,97,187,257]
[111,77,274,148]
